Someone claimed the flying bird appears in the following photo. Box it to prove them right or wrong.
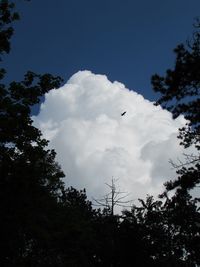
[121,111,126,116]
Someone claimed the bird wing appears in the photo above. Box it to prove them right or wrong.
[121,111,126,116]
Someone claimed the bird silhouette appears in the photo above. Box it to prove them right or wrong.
[121,111,126,116]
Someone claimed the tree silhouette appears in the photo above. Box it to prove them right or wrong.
[93,178,132,215]
[0,2,67,265]
[151,18,200,267]
[152,19,200,192]
[0,0,19,58]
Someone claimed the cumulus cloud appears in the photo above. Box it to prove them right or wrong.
[33,70,189,205]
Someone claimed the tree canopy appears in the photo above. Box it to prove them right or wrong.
[151,19,200,267]
[152,20,200,192]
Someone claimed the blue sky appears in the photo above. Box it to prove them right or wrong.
[4,0,200,101]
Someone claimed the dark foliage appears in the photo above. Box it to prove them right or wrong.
[0,0,19,58]
[151,20,200,193]
[150,19,200,267]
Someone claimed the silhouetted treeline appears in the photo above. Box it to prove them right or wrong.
[0,1,199,266]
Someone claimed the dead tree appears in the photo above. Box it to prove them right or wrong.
[93,178,133,215]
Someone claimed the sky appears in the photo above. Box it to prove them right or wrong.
[4,0,200,206]
[4,0,200,101]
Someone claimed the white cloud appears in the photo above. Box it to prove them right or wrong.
[33,70,189,207]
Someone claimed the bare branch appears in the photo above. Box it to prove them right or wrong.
[169,153,200,169]
[92,178,134,215]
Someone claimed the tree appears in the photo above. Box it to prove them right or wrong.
[93,178,132,216]
[151,19,200,267]
[0,2,68,265]
[151,19,200,191]
[0,0,19,58]
[0,48,66,267]
[48,187,100,267]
